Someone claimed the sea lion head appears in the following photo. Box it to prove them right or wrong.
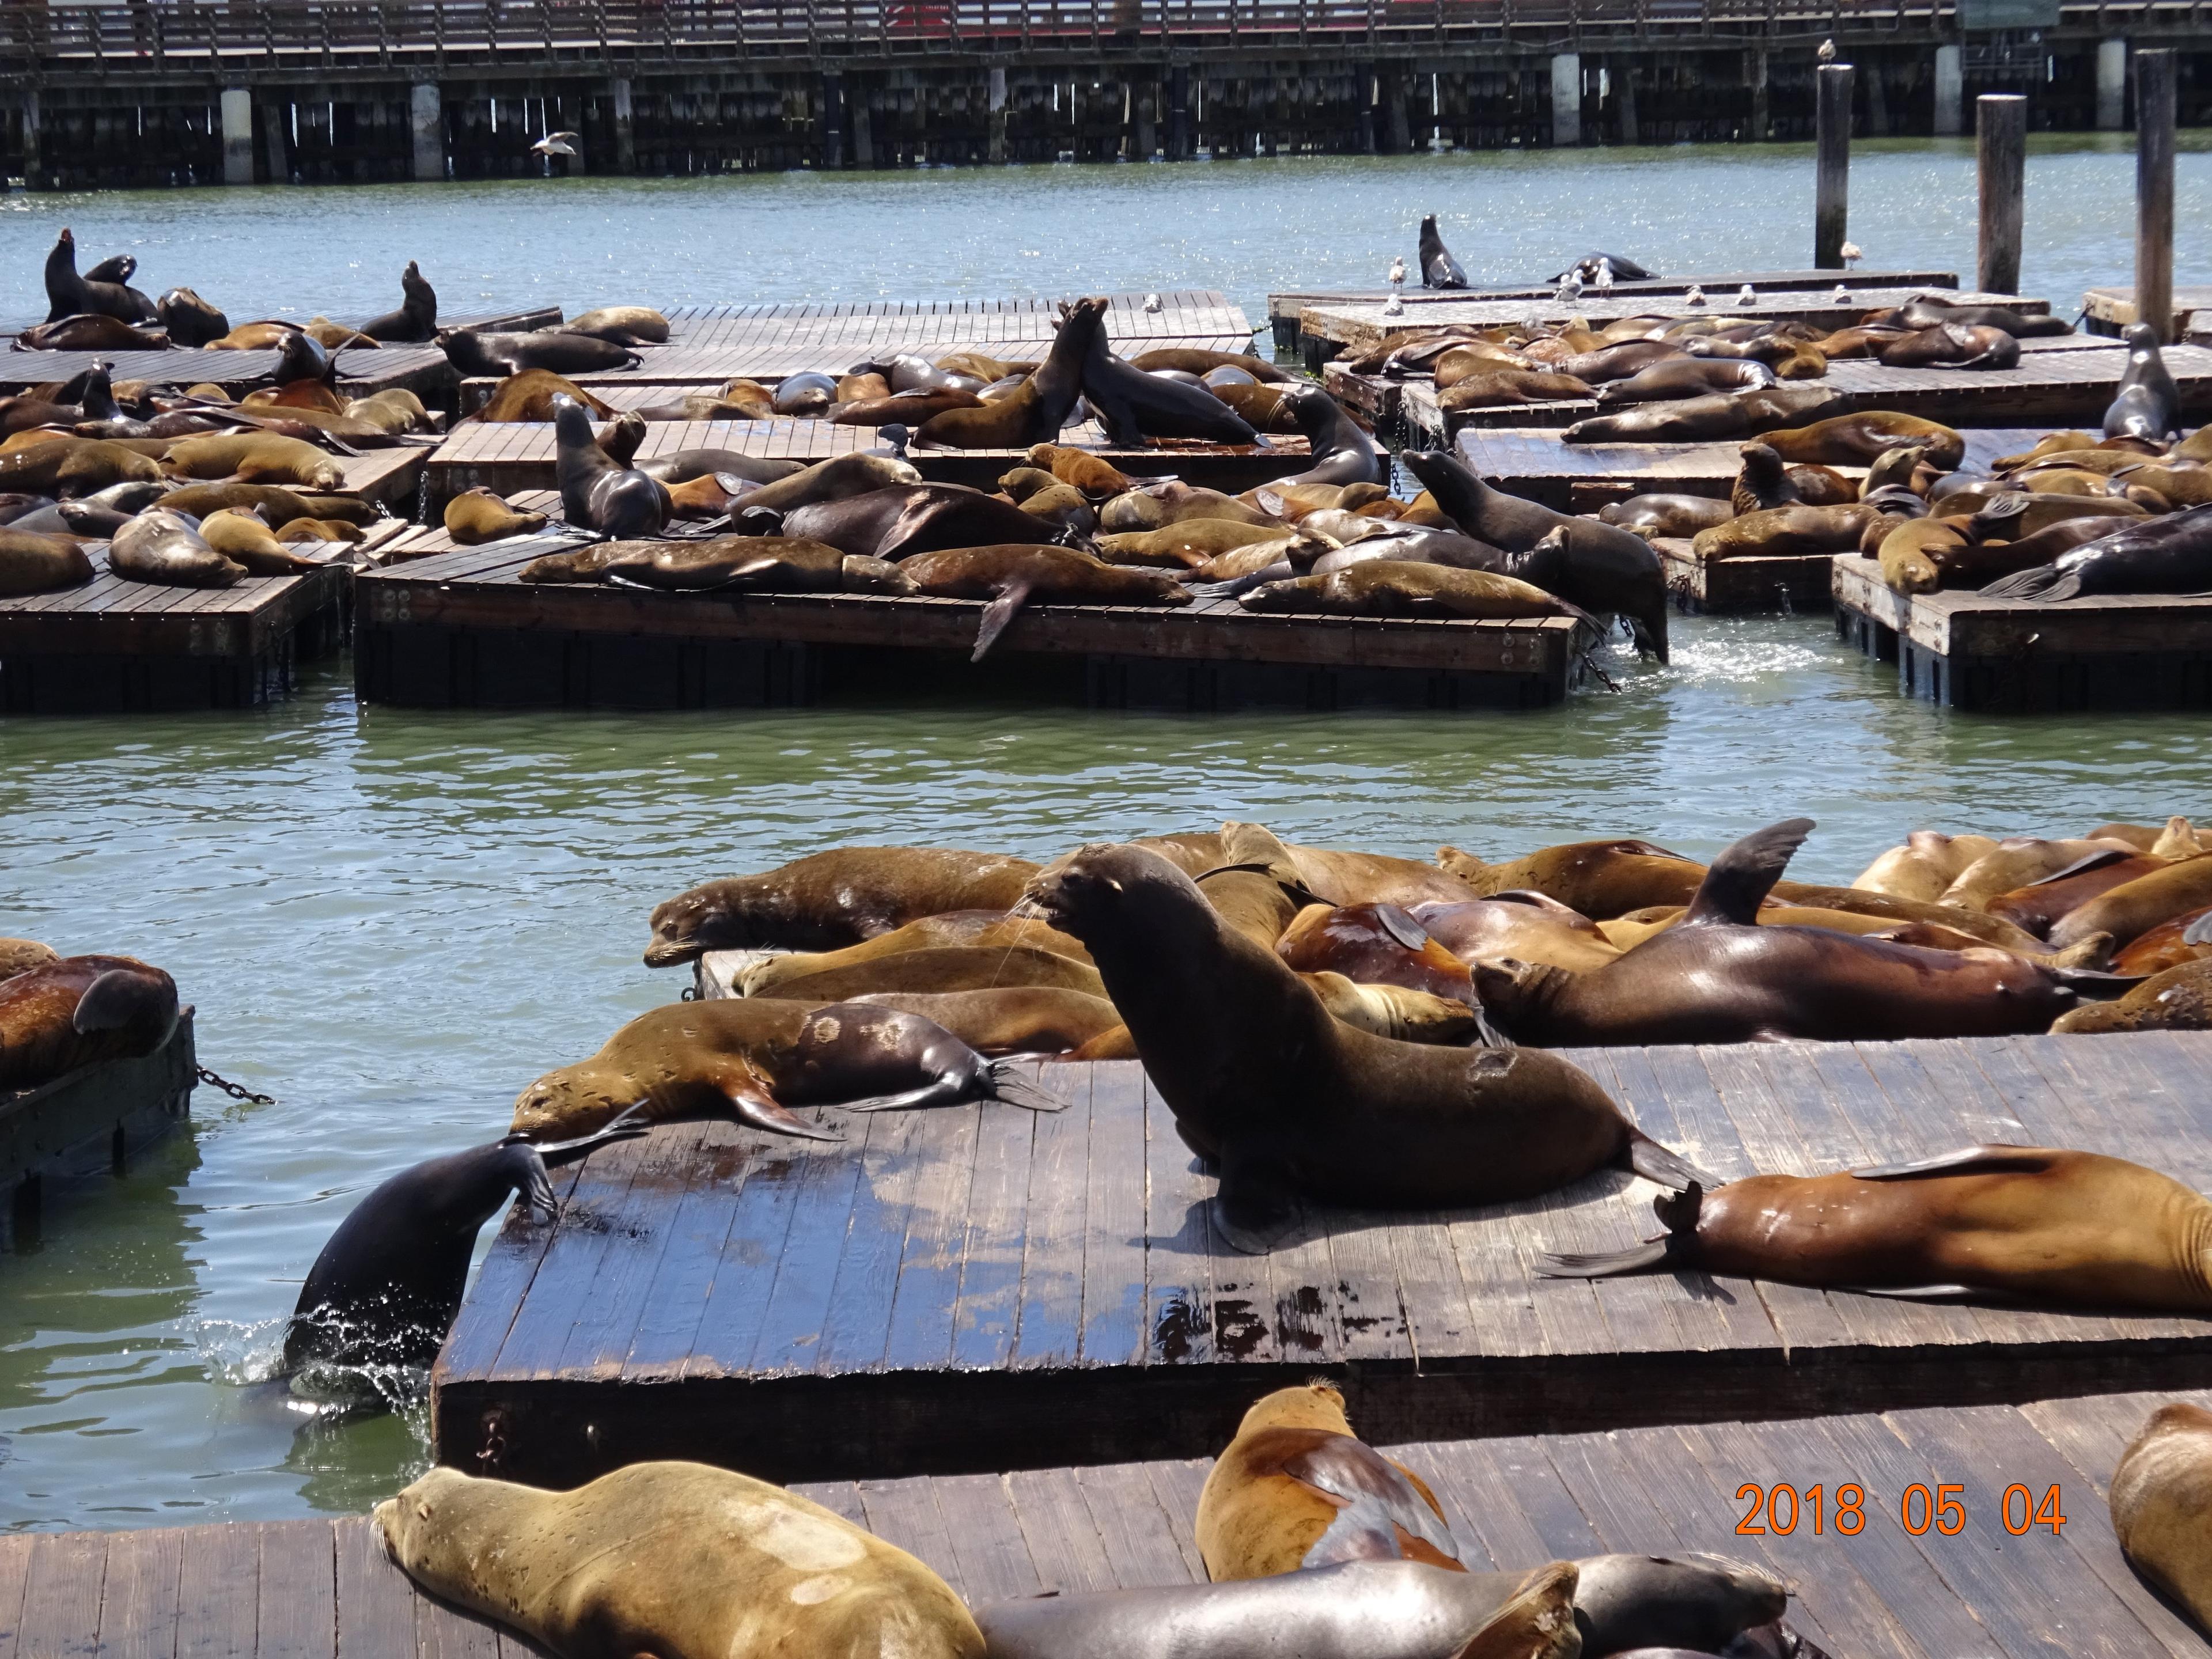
[511,1058,632,1141]
[1232,1380,1353,1438]
[1020,843,1203,951]
[1464,956,1566,1032]
[644,879,750,964]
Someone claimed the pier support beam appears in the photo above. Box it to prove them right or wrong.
[988,67,1007,162]
[17,89,35,184]
[820,73,846,169]
[609,78,635,175]
[2098,39,2128,131]
[1386,71,1411,153]
[1815,62,1853,267]
[1550,53,1580,147]
[409,82,443,181]
[1168,64,1190,160]
[221,88,254,183]
[1977,93,2025,296]
[1933,44,1962,136]
[1745,49,1768,139]
[1132,81,1155,161]
[2137,47,2175,343]
[1614,58,1638,145]
[262,100,289,184]
[852,94,874,169]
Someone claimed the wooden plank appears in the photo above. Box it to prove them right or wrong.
[172,1521,259,1659]
[1073,1461,1198,1590]
[1077,1062,1147,1367]
[619,1122,757,1377]
[334,1515,419,1659]
[89,1525,182,1659]
[950,1101,1040,1370]
[1006,1468,1120,1595]
[1141,1071,1214,1367]
[13,1531,107,1659]
[556,1122,713,1379]
[812,1105,927,1376]
[671,1130,822,1382]
[881,1103,983,1373]
[924,1474,1042,1606]
[256,1520,337,1659]
[1010,1062,1089,1369]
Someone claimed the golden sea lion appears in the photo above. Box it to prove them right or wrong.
[597,536,914,596]
[847,988,1123,1056]
[1597,494,1736,539]
[1877,517,1969,594]
[648,847,1040,961]
[2050,854,2212,950]
[753,943,1107,1004]
[1100,482,1276,532]
[1987,849,2170,935]
[1027,442,1135,498]
[1196,1383,1463,1582]
[111,509,245,588]
[1097,520,1282,566]
[162,433,344,491]
[1850,831,2001,901]
[2114,904,2212,975]
[0,528,95,596]
[1411,893,1624,974]
[274,518,361,543]
[0,939,60,979]
[2052,955,2212,1032]
[1547,1145,2212,1314]
[1759,412,1964,471]
[475,368,613,422]
[1304,973,1482,1044]
[2113,1401,2212,1637]
[737,912,1088,995]
[0,435,162,497]
[1435,838,1703,918]
[1692,503,1878,562]
[442,486,549,545]
[376,1462,986,1659]
[157,481,313,522]
[0,954,180,1089]
[1939,838,2136,911]
[196,507,324,575]
[1240,562,1586,622]
[897,544,1191,661]
[1435,370,1592,411]
[1276,902,1476,1003]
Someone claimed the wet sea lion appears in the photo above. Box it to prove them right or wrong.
[42,229,157,324]
[17,314,167,352]
[1020,844,1702,1250]
[359,261,438,342]
[1851,831,2002,902]
[1986,849,2169,934]
[1077,300,1260,447]
[443,486,549,545]
[2113,1400,2212,1634]
[157,480,312,522]
[476,368,614,422]
[1559,384,1841,445]
[1598,493,1737,539]
[1983,501,2212,602]
[1411,894,1624,974]
[914,299,1094,449]
[161,432,344,490]
[0,954,180,1089]
[1594,356,1774,404]
[1888,296,2073,338]
[736,912,1088,995]
[1472,821,2118,1046]
[1276,903,1476,1003]
[0,527,94,596]
[759,942,1107,1003]
[1880,323,2020,370]
[1130,348,1291,384]
[510,997,1063,1141]
[1400,449,1668,659]
[782,483,1071,563]
[1198,1383,1460,1581]
[2113,905,2212,975]
[196,506,324,574]
[648,848,1041,961]
[1760,411,1965,471]
[602,535,912,594]
[1418,215,1468,289]
[2052,954,2212,1032]
[1269,384,1384,487]
[110,509,245,588]
[282,1117,646,1374]
[2047,853,2212,952]
[899,544,1191,660]
[559,304,671,346]
[770,370,838,416]
[552,395,669,536]
[1241,561,1585,622]
[0,940,60,979]
[2105,322,2185,442]
[1547,1145,2212,1313]
[846,988,1122,1056]
[439,328,639,377]
[377,1462,985,1659]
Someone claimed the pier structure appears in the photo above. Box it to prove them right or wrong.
[1,0,2206,187]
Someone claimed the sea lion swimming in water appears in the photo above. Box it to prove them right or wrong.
[1019,843,1703,1251]
[1546,1144,2212,1315]
[1418,215,1468,289]
[648,848,1042,961]
[0,954,181,1089]
[2104,322,2184,442]
[552,395,670,537]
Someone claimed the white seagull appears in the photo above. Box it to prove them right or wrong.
[1594,257,1615,291]
[1143,292,1163,313]
[1685,284,1707,308]
[1832,283,1851,303]
[1817,37,1837,63]
[1555,272,1583,305]
[531,131,581,158]
[1736,283,1758,308]
[1839,241,1863,268]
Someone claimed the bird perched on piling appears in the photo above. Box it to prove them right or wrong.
[1818,36,1837,62]
[530,131,581,158]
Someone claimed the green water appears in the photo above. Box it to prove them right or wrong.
[5,141,2212,1531]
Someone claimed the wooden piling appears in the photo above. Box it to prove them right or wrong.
[1814,62,1853,267]
[2136,47,2176,343]
[1976,93,2025,297]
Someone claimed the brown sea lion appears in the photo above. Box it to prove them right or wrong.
[1694,502,1876,561]
[1759,412,1965,471]
[559,304,672,346]
[2113,905,2212,975]
[0,939,61,979]
[476,368,613,422]
[1878,517,1970,594]
[1129,348,1291,383]
[1850,831,2001,902]
[0,528,95,596]
[1076,299,1260,447]
[1547,1145,2212,1313]
[1594,357,1776,404]
[1276,903,1476,1003]
[443,486,549,545]
[377,1463,985,1659]
[551,395,668,537]
[1100,482,1276,532]
[897,544,1191,661]
[1597,494,1736,539]
[274,518,361,543]
[1411,894,1623,974]
[1435,370,1592,411]
[1211,382,1304,433]
[196,507,324,575]
[1986,849,2170,935]
[736,912,1090,996]
[2046,854,2212,950]
[745,944,1107,1005]
[2113,1400,2212,1635]
[1730,442,1854,514]
[1435,838,1702,918]
[1472,820,2118,1044]
[1558,384,1840,446]
[1012,482,1096,535]
[1241,561,1584,622]
[914,299,1094,449]
[1019,844,1703,1251]
[0,437,162,497]
[847,988,1122,1056]
[1881,323,2021,370]
[439,327,639,378]
[647,848,1041,961]
[725,452,921,517]
[109,510,245,588]
[593,536,911,594]
[161,433,344,490]
[2052,954,2212,1032]
[1027,442,1135,498]
[0,954,180,1089]
[1940,837,2135,911]
[19,315,168,351]
[1196,1383,1461,1582]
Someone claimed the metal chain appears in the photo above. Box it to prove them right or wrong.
[195,1065,275,1105]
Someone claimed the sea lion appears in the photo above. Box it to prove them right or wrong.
[1594,357,1775,404]
[196,507,325,575]
[1983,501,2212,602]
[559,304,671,346]
[0,439,161,497]
[1559,384,1841,445]
[1471,821,2118,1046]
[647,848,1041,961]
[1411,894,1624,974]
[510,997,1064,1142]
[1546,1145,2212,1314]
[0,528,94,596]
[726,453,920,520]
[782,483,1074,563]
[1268,384,1384,487]
[1434,370,1593,412]
[601,535,913,595]
[898,544,1191,660]
[2105,323,2186,442]
[156,481,314,523]
[443,486,550,545]
[439,328,639,377]
[2051,954,2212,1032]
[736,912,1087,994]
[1691,503,1878,562]
[1732,441,1855,514]
[17,314,167,352]
[2113,1400,2212,1635]
[1938,838,2134,912]
[1076,300,1260,447]
[1760,412,1966,471]
[270,327,334,387]
[770,370,838,416]
[1850,831,2001,902]
[2113,905,2212,975]
[1100,482,1275,533]
[1019,844,1702,1251]
[1197,1383,1460,1581]
[109,509,245,588]
[1418,215,1468,289]
[1598,494,1737,539]
[42,229,157,324]
[359,261,438,342]
[913,299,1094,449]
[1435,838,1703,917]
[2047,853,2212,952]
[203,321,296,351]
[1241,561,1585,622]
[345,388,434,435]
[1880,323,2021,370]
[1276,903,1476,1004]
[834,389,983,426]
[1556,251,1657,282]
[161,433,344,490]
[757,942,1107,1003]
[1028,442,1134,498]
[1888,296,2073,338]
[845,988,1122,1056]
[1130,349,1291,384]
[0,940,60,980]
[1399,449,1669,660]
[0,954,180,1089]
[377,1463,984,1659]
[632,447,805,490]
[1986,850,2169,934]
[476,368,614,422]
[281,1116,647,1375]
[275,518,361,543]
[551,395,669,537]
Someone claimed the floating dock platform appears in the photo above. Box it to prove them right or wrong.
[1650,536,1835,616]
[433,1032,2212,1488]
[7,1387,2202,1657]
[354,525,1587,711]
[0,344,456,401]
[1834,553,2212,711]
[2,1012,194,1249]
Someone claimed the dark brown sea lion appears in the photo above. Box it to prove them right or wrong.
[898,544,1191,659]
[43,229,157,324]
[109,509,245,588]
[1888,296,2073,338]
[847,988,1122,1056]
[635,446,806,488]
[0,528,94,596]
[758,944,1107,1004]
[1075,298,1260,446]
[509,997,1065,1141]
[552,395,669,537]
[1983,500,2212,603]
[1730,441,1854,514]
[439,328,639,377]
[1241,561,1584,622]
[2052,955,2212,1032]
[1418,214,1468,289]
[1598,493,1736,539]
[18,314,168,352]
[647,848,1043,961]
[1411,895,1623,974]
[1269,384,1384,487]
[781,483,1073,563]
[1019,843,1703,1251]
[600,535,913,594]
[2105,322,2185,442]
[2047,853,2212,951]
[1547,1145,2212,1313]
[1985,849,2169,935]
[476,369,614,422]
[1275,903,1475,1003]
[2113,905,2212,975]
[359,261,438,342]
[1129,348,1291,384]
[1399,448,1668,660]
[443,486,549,545]
[0,954,180,1089]
[913,299,1094,449]
[1551,340,1685,383]
[1880,322,2020,370]
[1594,356,1774,404]
[1559,384,1840,445]
[1759,412,1965,471]
[1471,820,2119,1046]
[2113,1400,2212,1634]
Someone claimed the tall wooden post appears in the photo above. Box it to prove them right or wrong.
[1976,94,2025,296]
[1814,63,1853,268]
[2136,47,2175,343]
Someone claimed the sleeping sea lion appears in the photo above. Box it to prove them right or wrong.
[0,939,61,979]
[1435,838,1703,917]
[726,453,920,519]
[1759,411,1965,471]
[847,988,1122,1056]
[1559,384,1840,446]
[509,997,1065,1142]
[1130,348,1291,384]
[1598,493,1736,539]
[1982,501,2212,604]
[0,528,95,596]
[156,481,311,522]
[1240,561,1585,622]
[559,304,672,346]
[17,315,167,352]
[601,535,913,594]
[1546,1145,2212,1315]
[755,943,1107,1003]
[914,299,1093,449]
[1418,215,1468,289]
[161,433,345,491]
[1986,849,2169,934]
[1596,357,1775,404]
[647,848,1041,960]
[359,261,438,342]
[196,506,325,574]
[782,483,1071,563]
[110,509,245,588]
[1028,442,1134,498]
[2113,1400,2212,1635]
[2046,853,2212,951]
[736,912,1088,995]
[1018,843,1703,1251]
[2105,322,2185,442]
[0,439,163,498]
[552,395,669,537]
[1880,323,2020,370]
[1410,894,1624,974]
[2051,954,2212,1032]
[1275,903,1476,1003]
[476,368,614,422]
[899,544,1191,659]
[377,1463,984,1659]
[443,486,550,545]
[439,328,639,377]
[1691,503,1878,562]
[2113,905,2212,975]
[1888,296,2073,338]
[0,954,181,1089]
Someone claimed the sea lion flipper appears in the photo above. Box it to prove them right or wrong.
[1842,1283,1983,1300]
[1449,1560,1580,1659]
[1626,1133,1710,1192]
[722,1073,845,1141]
[1285,1441,1462,1569]
[972,579,1036,662]
[832,1078,966,1114]
[982,1059,1069,1113]
[69,967,170,1035]
[1214,1146,1300,1255]
[2184,911,2212,947]
[1681,818,1815,926]
[2024,846,2137,888]
[1537,1239,1678,1278]
[1850,1145,2050,1180]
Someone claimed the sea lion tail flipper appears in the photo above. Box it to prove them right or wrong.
[1540,1179,1701,1278]
[1287,1442,1463,1568]
[1681,817,1815,926]
[70,967,170,1034]
[2185,912,2212,947]
[1626,1131,1711,1192]
[982,1059,1069,1113]
[1979,563,2077,601]
[1447,1561,1580,1659]
[971,579,1036,662]
[836,1077,968,1114]
[1214,1145,1300,1255]
[1849,1145,2051,1179]
[2050,966,2149,999]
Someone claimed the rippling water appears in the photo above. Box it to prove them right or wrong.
[6,140,2212,1531]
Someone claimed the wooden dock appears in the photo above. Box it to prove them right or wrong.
[9,1387,2207,1657]
[0,344,456,400]
[1457,426,2044,513]
[354,532,1586,711]
[0,552,350,713]
[423,418,1308,509]
[3,1012,194,1250]
[1652,536,1834,616]
[432,1032,2212,1487]
[1833,552,2212,712]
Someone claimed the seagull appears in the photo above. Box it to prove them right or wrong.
[1685,284,1707,308]
[1832,283,1850,303]
[1839,240,1863,268]
[1594,257,1615,291]
[1736,283,1757,308]
[1555,272,1583,305]
[1389,256,1407,291]
[531,131,581,157]
[1817,36,1837,62]
[1143,292,1163,313]
[1384,257,1408,315]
